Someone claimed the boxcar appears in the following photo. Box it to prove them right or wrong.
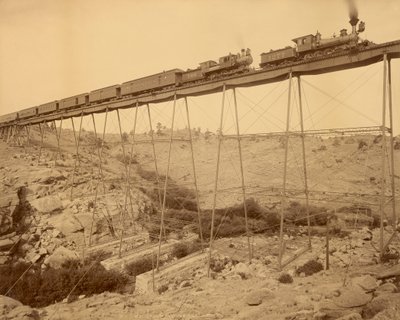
[182,68,203,83]
[38,101,58,115]
[18,107,37,119]
[59,93,88,110]
[260,47,297,67]
[121,69,183,96]
[89,85,120,103]
[0,112,18,124]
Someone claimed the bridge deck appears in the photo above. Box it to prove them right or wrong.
[4,40,400,127]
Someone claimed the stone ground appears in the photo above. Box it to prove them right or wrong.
[1,128,400,319]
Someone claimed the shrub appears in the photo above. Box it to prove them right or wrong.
[158,284,169,294]
[125,256,154,276]
[296,260,323,276]
[171,241,202,259]
[172,242,190,259]
[115,153,137,165]
[358,140,368,150]
[0,261,128,308]
[332,138,341,147]
[84,250,112,265]
[285,202,330,226]
[278,273,293,284]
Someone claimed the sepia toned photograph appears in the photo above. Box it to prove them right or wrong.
[0,0,400,319]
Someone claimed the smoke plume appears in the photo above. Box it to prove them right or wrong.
[347,0,358,21]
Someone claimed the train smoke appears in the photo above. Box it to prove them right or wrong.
[347,0,358,21]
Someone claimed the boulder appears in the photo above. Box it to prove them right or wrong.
[333,287,372,308]
[0,207,13,235]
[352,275,378,292]
[245,289,275,306]
[47,211,84,235]
[336,313,362,320]
[6,305,39,320]
[0,295,22,316]
[44,246,79,269]
[0,238,14,251]
[377,264,400,279]
[234,262,251,279]
[362,293,400,319]
[375,283,397,294]
[30,195,63,213]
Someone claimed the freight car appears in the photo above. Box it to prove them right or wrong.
[37,101,58,115]
[89,85,121,104]
[18,106,37,119]
[121,69,183,97]
[0,112,18,124]
[59,93,88,110]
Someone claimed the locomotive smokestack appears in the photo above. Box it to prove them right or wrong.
[347,0,359,33]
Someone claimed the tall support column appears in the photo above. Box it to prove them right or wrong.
[207,84,226,277]
[5,126,10,143]
[387,59,397,226]
[117,109,129,257]
[379,54,388,258]
[88,111,108,247]
[37,122,45,164]
[146,104,163,212]
[125,102,139,222]
[232,88,252,261]
[100,108,109,194]
[25,124,31,150]
[70,113,84,200]
[278,72,293,270]
[297,76,312,249]
[156,94,177,270]
[53,118,63,164]
[184,97,204,249]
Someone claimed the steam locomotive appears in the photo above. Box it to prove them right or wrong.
[0,16,370,126]
[260,15,367,67]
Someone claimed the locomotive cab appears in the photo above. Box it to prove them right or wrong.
[292,35,314,53]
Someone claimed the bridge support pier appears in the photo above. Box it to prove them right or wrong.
[156,93,177,270]
[278,73,293,270]
[208,84,226,277]
[184,97,204,250]
[70,112,83,200]
[232,88,252,262]
[379,54,398,258]
[53,118,63,165]
[88,110,110,248]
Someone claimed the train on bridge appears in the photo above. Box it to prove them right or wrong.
[0,15,370,127]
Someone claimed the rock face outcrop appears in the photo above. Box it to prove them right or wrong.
[0,295,39,320]
[44,246,80,269]
[30,195,63,214]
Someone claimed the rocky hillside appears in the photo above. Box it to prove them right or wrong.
[1,126,400,320]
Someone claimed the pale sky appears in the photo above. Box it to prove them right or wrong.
[0,0,399,134]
